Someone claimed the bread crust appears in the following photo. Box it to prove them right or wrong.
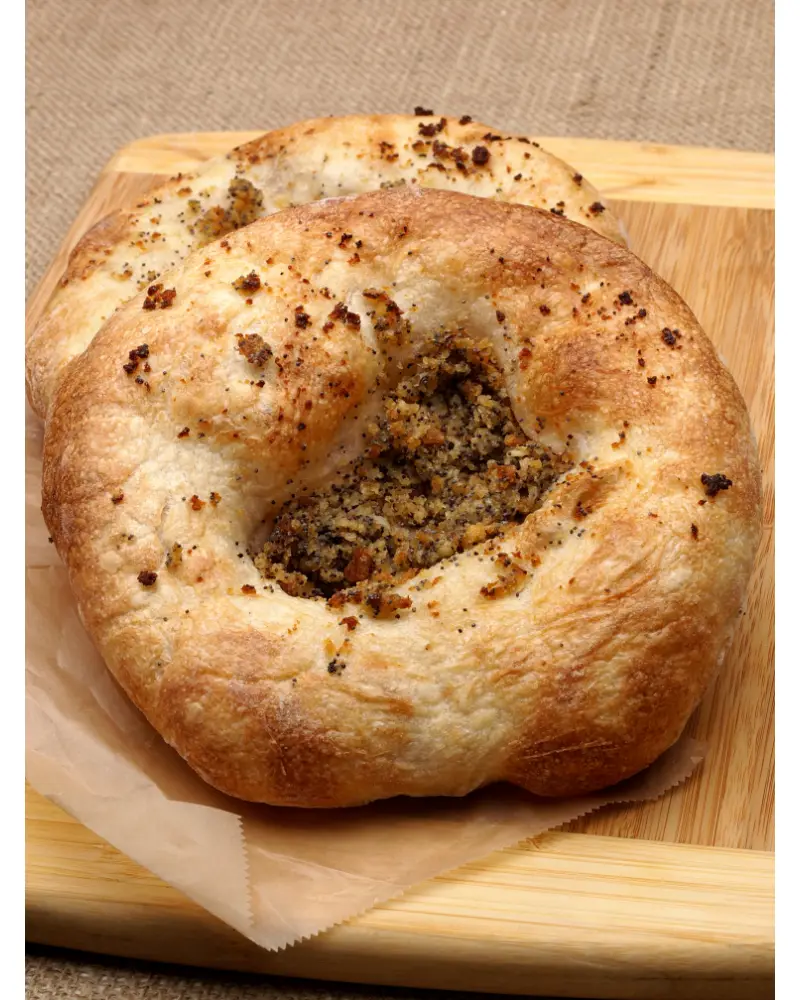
[39,187,760,807]
[26,114,624,417]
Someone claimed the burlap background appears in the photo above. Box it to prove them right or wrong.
[26,0,774,295]
[26,0,774,996]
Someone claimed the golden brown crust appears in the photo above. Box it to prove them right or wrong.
[26,114,625,418]
[39,187,760,806]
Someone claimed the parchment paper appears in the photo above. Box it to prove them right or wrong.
[25,403,705,951]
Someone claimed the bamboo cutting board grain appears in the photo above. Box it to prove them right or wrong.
[25,135,775,999]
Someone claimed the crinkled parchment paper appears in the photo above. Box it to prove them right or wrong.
[25,404,704,950]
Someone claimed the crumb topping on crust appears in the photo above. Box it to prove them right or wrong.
[256,335,567,601]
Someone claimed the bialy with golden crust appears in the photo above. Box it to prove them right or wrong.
[38,187,760,807]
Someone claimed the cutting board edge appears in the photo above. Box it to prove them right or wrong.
[27,784,774,1000]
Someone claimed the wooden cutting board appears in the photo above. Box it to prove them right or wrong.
[25,134,775,999]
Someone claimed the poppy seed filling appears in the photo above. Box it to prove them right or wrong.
[255,336,567,601]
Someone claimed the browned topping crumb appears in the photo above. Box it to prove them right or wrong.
[210,492,222,506]
[459,115,473,124]
[327,657,347,674]
[329,301,362,329]
[662,327,682,346]
[241,584,257,594]
[647,375,657,385]
[472,145,490,166]
[194,177,264,247]
[233,271,261,294]
[111,492,124,505]
[166,543,183,569]
[539,304,551,315]
[691,523,699,540]
[414,106,434,116]
[338,233,353,247]
[378,141,398,162]
[618,291,633,306]
[701,473,733,497]
[236,333,273,367]
[343,547,374,583]
[418,118,446,137]
[123,343,150,374]
[362,289,403,341]
[295,306,311,328]
[496,310,506,323]
[573,172,583,184]
[480,556,527,599]
[178,426,190,438]
[366,592,413,618]
[589,201,606,214]
[325,591,350,609]
[638,357,646,367]
[189,495,206,511]
[137,570,157,587]
[142,284,176,310]
[255,336,567,605]
[340,616,359,631]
